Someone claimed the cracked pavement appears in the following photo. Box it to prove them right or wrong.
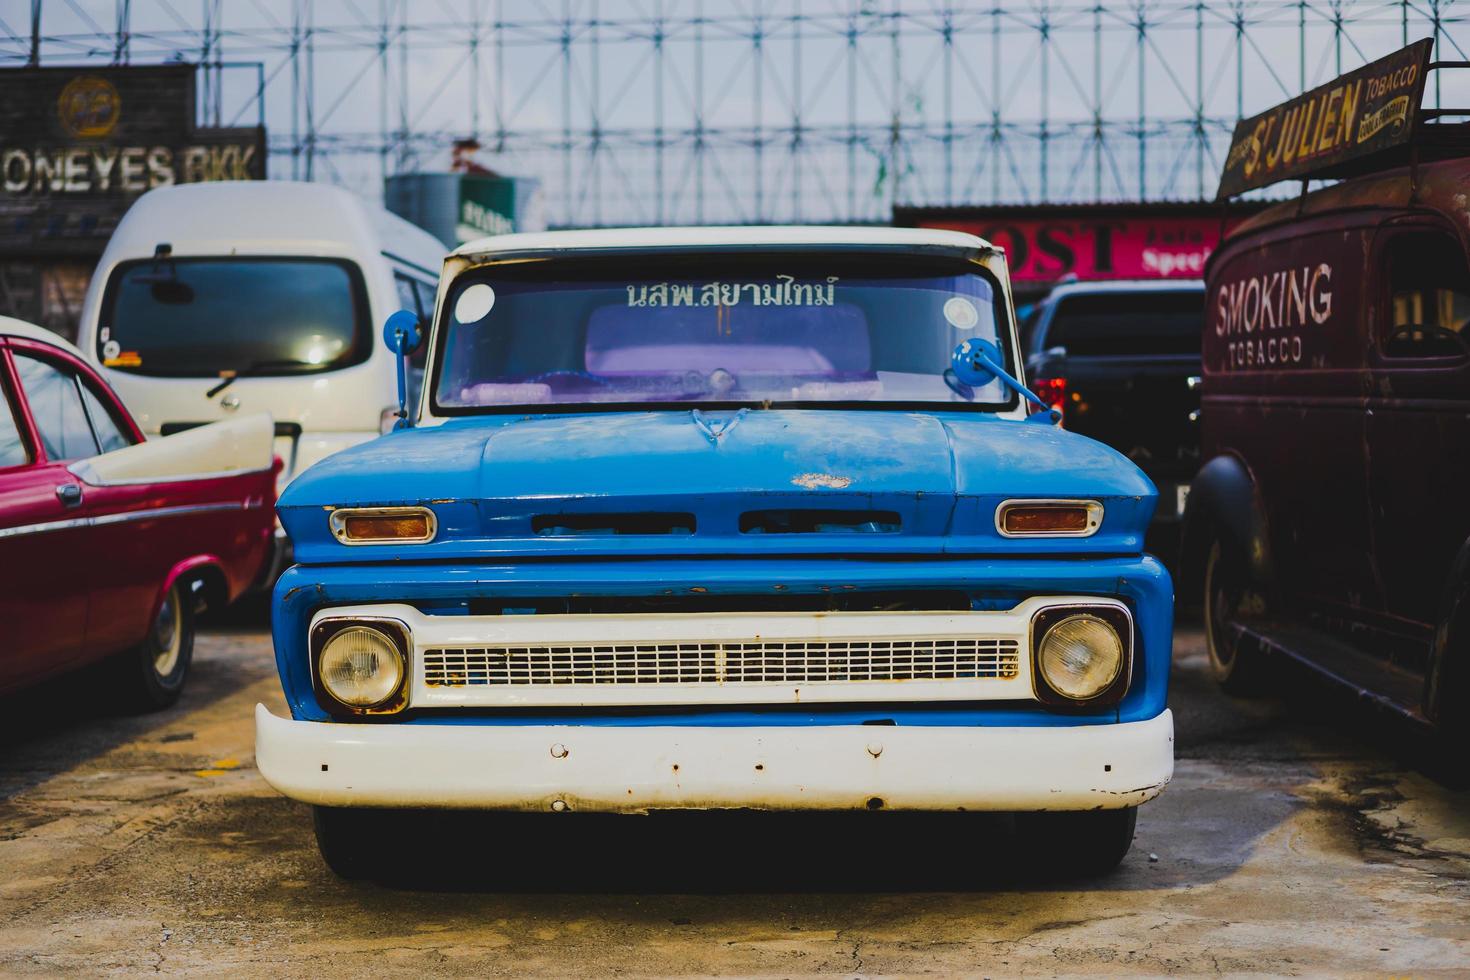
[1,620,1467,976]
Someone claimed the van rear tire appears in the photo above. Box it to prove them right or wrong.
[1204,537,1268,696]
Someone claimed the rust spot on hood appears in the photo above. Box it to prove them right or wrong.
[792,472,852,490]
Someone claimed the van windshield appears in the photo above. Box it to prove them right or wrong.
[432,255,1014,412]
[99,257,369,377]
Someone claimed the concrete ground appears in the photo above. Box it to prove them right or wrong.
[1,620,1467,977]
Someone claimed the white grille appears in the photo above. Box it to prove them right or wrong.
[311,601,1108,707]
[423,637,1020,688]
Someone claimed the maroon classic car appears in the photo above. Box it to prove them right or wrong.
[1182,41,1470,744]
[0,316,277,709]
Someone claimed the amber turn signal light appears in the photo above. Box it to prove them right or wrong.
[997,500,1102,537]
[329,506,437,544]
[345,513,430,539]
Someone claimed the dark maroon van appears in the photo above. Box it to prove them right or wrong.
[1182,40,1470,742]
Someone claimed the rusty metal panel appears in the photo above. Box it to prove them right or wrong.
[1203,215,1381,619]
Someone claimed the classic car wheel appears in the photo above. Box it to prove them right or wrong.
[1203,537,1266,696]
[313,806,395,880]
[116,581,196,711]
[1015,806,1138,878]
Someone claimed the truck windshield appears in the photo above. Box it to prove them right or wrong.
[1045,290,1204,356]
[433,256,1013,411]
[98,257,369,377]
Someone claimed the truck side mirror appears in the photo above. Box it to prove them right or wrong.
[949,337,1060,425]
[951,338,1005,388]
[383,309,423,430]
[383,309,423,356]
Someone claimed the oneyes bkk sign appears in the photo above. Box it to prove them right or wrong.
[0,64,266,255]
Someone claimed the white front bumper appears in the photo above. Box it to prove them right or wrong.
[254,704,1173,813]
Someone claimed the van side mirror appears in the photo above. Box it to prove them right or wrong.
[383,309,423,430]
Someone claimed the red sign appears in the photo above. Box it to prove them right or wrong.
[911,215,1245,283]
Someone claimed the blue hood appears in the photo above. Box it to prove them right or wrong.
[279,409,1155,563]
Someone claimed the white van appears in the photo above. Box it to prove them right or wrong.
[77,180,445,493]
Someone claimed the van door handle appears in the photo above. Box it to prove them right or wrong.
[56,483,83,508]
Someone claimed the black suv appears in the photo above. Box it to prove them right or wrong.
[1024,279,1205,563]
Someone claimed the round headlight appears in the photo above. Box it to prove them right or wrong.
[1038,613,1123,700]
[318,625,404,707]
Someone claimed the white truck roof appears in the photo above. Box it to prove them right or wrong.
[453,225,994,259]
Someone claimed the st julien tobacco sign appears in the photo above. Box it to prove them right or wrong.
[1217,39,1433,199]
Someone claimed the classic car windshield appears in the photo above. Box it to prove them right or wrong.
[99,257,369,377]
[433,257,1013,410]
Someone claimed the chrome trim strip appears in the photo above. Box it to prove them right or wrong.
[91,502,254,527]
[0,500,258,540]
[0,515,92,539]
[328,506,438,545]
[994,498,1105,538]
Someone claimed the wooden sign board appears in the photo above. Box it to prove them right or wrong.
[1217,39,1433,199]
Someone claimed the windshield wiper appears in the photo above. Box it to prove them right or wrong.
[206,358,319,399]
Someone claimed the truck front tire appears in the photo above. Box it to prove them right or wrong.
[313,806,396,880]
[1015,806,1138,877]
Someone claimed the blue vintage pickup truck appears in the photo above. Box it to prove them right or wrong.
[255,227,1174,879]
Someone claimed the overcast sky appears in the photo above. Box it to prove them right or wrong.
[6,1,1469,223]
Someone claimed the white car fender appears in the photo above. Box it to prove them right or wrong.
[69,412,276,486]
